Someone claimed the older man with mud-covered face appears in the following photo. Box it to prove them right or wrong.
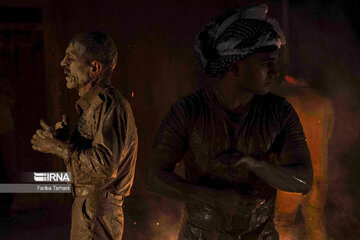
[31,31,138,240]
[62,41,95,95]
[146,5,313,240]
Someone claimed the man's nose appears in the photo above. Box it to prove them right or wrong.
[60,57,66,67]
[268,62,279,77]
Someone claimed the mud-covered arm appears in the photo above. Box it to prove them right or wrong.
[146,100,264,209]
[147,146,262,211]
[65,99,126,179]
[243,102,313,194]
[147,145,226,207]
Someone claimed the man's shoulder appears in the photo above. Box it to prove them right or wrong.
[256,92,288,108]
[94,86,132,112]
[174,87,209,109]
[254,93,293,119]
[261,92,286,103]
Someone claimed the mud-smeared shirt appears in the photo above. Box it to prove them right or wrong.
[65,79,138,197]
[154,86,310,238]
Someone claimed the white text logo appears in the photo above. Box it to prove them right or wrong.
[33,172,71,182]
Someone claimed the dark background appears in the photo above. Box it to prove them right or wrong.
[0,0,359,239]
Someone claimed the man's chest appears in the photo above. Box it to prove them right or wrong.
[77,110,96,140]
[186,107,281,178]
[76,100,105,140]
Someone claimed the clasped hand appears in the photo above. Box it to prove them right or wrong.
[31,114,70,159]
[213,149,253,175]
[212,149,263,214]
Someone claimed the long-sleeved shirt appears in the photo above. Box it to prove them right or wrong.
[65,78,138,197]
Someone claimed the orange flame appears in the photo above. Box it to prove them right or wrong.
[285,75,297,84]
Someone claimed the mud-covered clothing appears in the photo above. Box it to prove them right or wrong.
[70,192,124,240]
[65,78,138,240]
[153,86,310,239]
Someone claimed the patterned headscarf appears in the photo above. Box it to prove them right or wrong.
[194,4,286,77]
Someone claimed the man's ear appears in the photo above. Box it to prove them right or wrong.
[89,60,102,78]
[229,60,242,76]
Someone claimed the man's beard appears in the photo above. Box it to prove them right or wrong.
[65,75,78,89]
[65,73,91,90]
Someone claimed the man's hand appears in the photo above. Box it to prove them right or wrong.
[212,149,249,178]
[39,114,69,141]
[31,118,71,159]
[214,149,244,165]
[54,114,69,141]
[215,149,268,174]
[210,150,265,214]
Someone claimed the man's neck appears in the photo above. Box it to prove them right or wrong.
[214,73,254,110]
[78,81,93,97]
[77,68,112,97]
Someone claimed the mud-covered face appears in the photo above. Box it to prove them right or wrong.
[237,49,280,95]
[60,42,90,90]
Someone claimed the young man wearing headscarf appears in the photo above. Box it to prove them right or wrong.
[147,4,313,240]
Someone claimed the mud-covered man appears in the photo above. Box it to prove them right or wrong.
[146,5,313,240]
[31,31,138,240]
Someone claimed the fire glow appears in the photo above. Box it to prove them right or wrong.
[285,75,296,84]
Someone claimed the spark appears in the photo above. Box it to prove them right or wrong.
[131,91,134,98]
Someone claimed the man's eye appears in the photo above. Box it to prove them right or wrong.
[262,61,275,67]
